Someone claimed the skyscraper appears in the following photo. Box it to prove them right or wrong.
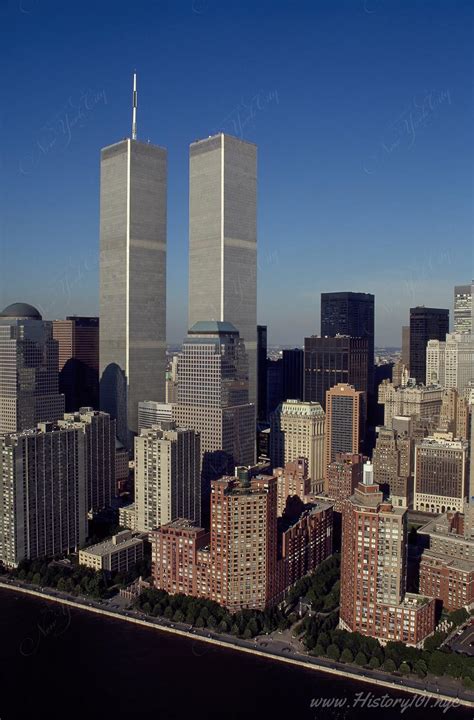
[414,434,469,513]
[282,348,304,401]
[426,333,474,394]
[401,325,410,369]
[409,306,449,384]
[320,292,374,395]
[324,383,364,488]
[58,408,116,513]
[99,78,167,447]
[52,316,99,410]
[339,472,435,646]
[0,422,88,567]
[188,133,257,405]
[454,284,473,334]
[378,379,443,428]
[0,303,65,434]
[172,321,255,492]
[270,399,325,492]
[266,357,284,416]
[372,424,415,508]
[209,473,278,611]
[327,452,364,512]
[135,423,201,532]
[303,335,368,409]
[257,325,268,421]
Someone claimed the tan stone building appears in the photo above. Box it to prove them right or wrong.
[414,433,469,513]
[79,531,143,574]
[378,381,443,429]
[270,400,325,492]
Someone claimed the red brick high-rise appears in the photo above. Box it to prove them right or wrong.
[210,474,278,612]
[327,453,364,512]
[340,470,435,647]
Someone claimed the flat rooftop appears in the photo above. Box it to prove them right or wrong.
[80,534,143,558]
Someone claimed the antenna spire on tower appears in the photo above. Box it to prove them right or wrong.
[132,71,137,140]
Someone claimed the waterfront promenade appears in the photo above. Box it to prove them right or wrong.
[1,579,472,710]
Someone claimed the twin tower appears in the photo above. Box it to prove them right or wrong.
[99,130,257,447]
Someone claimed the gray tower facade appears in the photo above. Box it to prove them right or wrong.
[0,303,65,434]
[188,134,257,405]
[173,321,255,492]
[99,139,167,447]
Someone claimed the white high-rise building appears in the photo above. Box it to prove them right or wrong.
[188,134,257,405]
[134,422,201,532]
[99,78,167,447]
[137,401,173,433]
[173,322,256,488]
[0,423,88,567]
[0,303,65,434]
[58,408,116,513]
[454,284,473,334]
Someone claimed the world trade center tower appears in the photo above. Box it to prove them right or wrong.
[188,133,257,405]
[99,75,167,447]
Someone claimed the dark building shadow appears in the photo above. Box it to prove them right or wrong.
[100,363,128,447]
[60,358,99,411]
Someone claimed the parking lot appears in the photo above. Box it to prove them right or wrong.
[447,620,474,656]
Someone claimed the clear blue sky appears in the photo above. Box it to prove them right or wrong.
[1,0,472,346]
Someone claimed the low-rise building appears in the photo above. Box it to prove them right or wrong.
[79,530,143,574]
[119,503,137,532]
[149,519,210,597]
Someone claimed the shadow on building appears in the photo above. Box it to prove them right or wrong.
[100,363,128,448]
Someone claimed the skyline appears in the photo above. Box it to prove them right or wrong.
[1,0,473,346]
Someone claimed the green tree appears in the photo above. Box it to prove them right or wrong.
[429,651,449,676]
[217,620,228,634]
[164,606,173,620]
[369,656,380,669]
[326,644,340,661]
[399,662,410,676]
[355,652,367,666]
[414,660,427,678]
[340,648,354,664]
[174,609,184,623]
[424,631,446,652]
[383,658,397,673]
[195,616,205,628]
[318,632,330,649]
[31,573,41,585]
[142,602,152,615]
